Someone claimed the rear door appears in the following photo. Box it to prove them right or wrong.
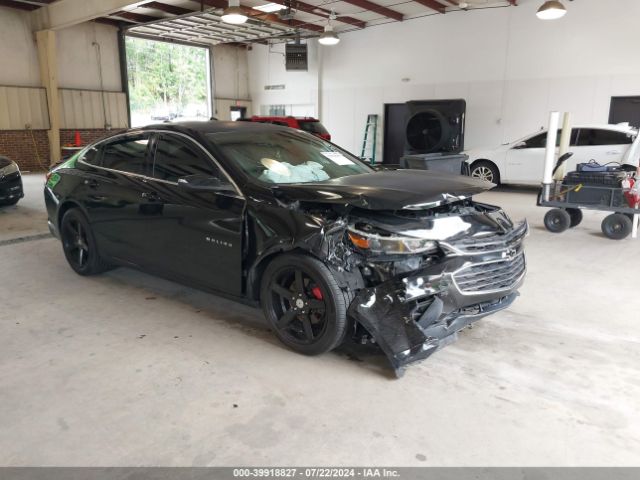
[572,128,633,168]
[144,132,245,296]
[83,133,155,264]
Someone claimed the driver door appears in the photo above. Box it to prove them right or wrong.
[142,132,245,296]
[505,129,578,184]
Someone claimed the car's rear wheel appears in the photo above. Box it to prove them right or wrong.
[260,254,352,356]
[60,209,112,275]
[0,198,19,207]
[470,161,500,184]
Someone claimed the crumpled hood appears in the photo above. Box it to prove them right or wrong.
[272,169,494,210]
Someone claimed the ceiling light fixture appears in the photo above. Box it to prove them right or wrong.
[318,12,339,46]
[222,0,248,24]
[536,0,567,20]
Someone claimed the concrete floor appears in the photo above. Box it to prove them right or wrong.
[1,174,639,466]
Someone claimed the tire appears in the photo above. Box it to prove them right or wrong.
[0,197,19,207]
[470,161,500,184]
[260,253,353,356]
[60,209,113,275]
[601,214,632,240]
[544,208,571,233]
[566,208,583,228]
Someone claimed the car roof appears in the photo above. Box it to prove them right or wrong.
[573,123,637,132]
[142,120,287,135]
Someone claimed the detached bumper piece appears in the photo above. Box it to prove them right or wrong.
[0,172,23,203]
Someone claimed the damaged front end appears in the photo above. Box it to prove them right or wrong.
[337,201,528,376]
[249,169,527,375]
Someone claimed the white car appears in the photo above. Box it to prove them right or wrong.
[465,124,638,185]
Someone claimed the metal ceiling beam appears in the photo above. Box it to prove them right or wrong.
[412,0,446,13]
[111,10,162,23]
[31,0,150,30]
[269,0,366,29]
[140,1,193,16]
[199,0,323,33]
[0,0,40,11]
[339,0,403,21]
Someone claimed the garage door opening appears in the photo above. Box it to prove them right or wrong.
[125,36,212,127]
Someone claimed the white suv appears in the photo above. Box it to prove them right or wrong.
[465,124,637,185]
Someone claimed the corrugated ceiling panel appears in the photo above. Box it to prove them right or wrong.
[0,86,49,130]
[59,89,129,129]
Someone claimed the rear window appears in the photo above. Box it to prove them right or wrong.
[102,135,150,175]
[298,121,328,135]
[577,129,633,146]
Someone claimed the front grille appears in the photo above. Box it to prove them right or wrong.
[453,252,526,294]
[446,221,528,254]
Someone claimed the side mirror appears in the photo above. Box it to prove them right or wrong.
[177,174,234,193]
[513,141,527,149]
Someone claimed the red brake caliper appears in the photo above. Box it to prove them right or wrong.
[311,286,323,300]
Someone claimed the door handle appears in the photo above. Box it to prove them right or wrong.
[606,150,620,155]
[141,191,161,202]
[84,179,99,188]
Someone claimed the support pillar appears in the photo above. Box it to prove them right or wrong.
[36,29,61,166]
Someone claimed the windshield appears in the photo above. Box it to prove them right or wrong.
[208,130,371,184]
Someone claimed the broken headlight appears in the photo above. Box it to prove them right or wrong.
[348,227,438,255]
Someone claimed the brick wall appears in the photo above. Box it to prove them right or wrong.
[0,128,126,172]
[0,130,50,172]
[60,128,125,147]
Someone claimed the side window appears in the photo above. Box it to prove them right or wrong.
[523,132,547,148]
[80,145,101,165]
[577,129,633,146]
[521,129,578,148]
[101,135,150,175]
[152,134,218,182]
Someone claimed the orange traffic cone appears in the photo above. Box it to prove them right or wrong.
[74,130,81,147]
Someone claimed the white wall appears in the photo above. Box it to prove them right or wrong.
[57,22,122,91]
[248,41,320,116]
[248,0,640,159]
[211,44,252,120]
[0,7,41,87]
[0,6,122,92]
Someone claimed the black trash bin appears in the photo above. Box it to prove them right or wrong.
[400,153,470,176]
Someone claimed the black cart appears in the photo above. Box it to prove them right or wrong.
[537,182,639,240]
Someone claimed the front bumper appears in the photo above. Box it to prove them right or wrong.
[0,172,23,203]
[347,221,528,375]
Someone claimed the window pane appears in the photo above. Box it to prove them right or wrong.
[102,135,149,174]
[81,146,101,165]
[577,129,633,146]
[153,135,216,182]
[522,129,577,148]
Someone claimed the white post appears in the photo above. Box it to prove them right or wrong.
[553,112,572,182]
[542,111,560,200]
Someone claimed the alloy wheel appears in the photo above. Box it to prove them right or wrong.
[471,166,494,182]
[269,267,328,345]
[62,218,90,269]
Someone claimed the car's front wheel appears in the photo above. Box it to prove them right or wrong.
[60,209,112,275]
[470,161,500,184]
[260,254,352,356]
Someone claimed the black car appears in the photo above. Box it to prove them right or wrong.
[0,156,24,206]
[44,121,527,375]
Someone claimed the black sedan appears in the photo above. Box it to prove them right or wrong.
[0,156,24,206]
[45,121,527,375]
